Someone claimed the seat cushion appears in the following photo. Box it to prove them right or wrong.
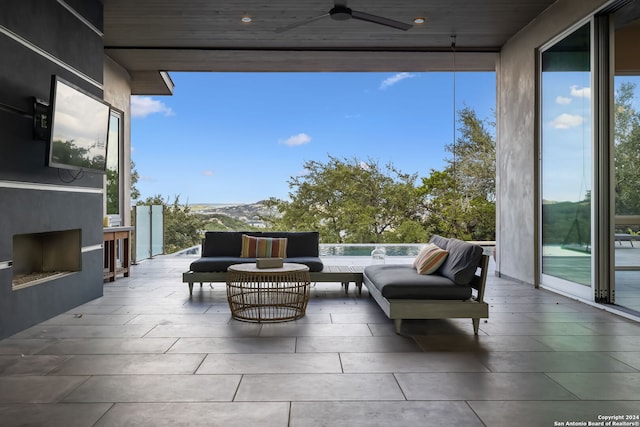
[363,264,472,300]
[190,256,324,273]
[190,257,248,272]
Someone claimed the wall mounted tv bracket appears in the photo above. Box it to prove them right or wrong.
[33,97,49,141]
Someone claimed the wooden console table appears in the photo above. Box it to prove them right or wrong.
[103,226,133,282]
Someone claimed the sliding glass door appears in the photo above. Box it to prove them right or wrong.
[540,22,594,299]
[613,3,640,312]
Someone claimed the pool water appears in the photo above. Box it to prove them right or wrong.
[319,244,424,257]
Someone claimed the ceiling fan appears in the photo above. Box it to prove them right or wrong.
[275,1,413,33]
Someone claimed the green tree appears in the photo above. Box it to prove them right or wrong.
[614,82,640,217]
[420,106,496,240]
[263,156,426,243]
[130,160,141,201]
[137,195,206,253]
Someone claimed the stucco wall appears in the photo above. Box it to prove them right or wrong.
[0,0,105,339]
[497,0,608,284]
[104,57,132,226]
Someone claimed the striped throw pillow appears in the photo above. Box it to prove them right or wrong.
[414,244,449,275]
[240,234,287,258]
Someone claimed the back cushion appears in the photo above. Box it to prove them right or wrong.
[438,238,483,285]
[202,231,244,257]
[240,234,287,258]
[202,231,320,258]
[429,234,450,250]
[262,231,319,257]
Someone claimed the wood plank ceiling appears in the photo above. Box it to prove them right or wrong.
[103,0,558,94]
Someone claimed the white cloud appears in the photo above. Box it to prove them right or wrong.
[139,174,157,182]
[570,85,591,99]
[202,170,214,176]
[556,96,572,105]
[550,113,584,129]
[280,133,311,146]
[131,96,174,118]
[380,72,416,90]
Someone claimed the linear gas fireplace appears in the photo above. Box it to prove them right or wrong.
[12,229,82,290]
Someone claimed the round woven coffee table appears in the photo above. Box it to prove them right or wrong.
[226,263,311,322]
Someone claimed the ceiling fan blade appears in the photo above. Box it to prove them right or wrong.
[275,13,330,33]
[351,10,412,31]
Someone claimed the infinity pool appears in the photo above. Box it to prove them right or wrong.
[319,244,424,257]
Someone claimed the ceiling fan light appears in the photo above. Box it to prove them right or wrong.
[413,17,426,24]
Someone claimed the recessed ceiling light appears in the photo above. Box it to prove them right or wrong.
[241,16,252,23]
[413,17,426,24]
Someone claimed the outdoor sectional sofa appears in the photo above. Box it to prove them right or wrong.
[363,235,490,335]
[183,231,324,295]
[183,231,489,336]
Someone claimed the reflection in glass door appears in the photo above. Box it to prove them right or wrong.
[613,7,640,312]
[540,22,593,299]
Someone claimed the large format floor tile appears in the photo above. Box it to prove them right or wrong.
[196,353,342,374]
[290,401,484,427]
[94,402,290,427]
[395,372,577,401]
[168,336,296,353]
[477,351,637,372]
[469,401,640,426]
[0,376,89,403]
[0,403,111,427]
[145,323,261,338]
[295,335,420,353]
[0,254,638,426]
[37,338,177,355]
[48,354,206,375]
[547,372,640,400]
[62,374,241,402]
[235,373,405,401]
[340,352,489,373]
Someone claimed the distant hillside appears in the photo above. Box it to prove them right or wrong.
[191,201,276,230]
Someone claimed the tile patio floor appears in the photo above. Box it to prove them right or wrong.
[0,254,639,426]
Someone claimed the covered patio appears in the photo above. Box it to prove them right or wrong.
[0,255,639,426]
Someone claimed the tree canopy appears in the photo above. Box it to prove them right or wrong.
[420,106,496,240]
[263,156,428,243]
[264,106,497,243]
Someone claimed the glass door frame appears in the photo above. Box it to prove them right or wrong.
[537,17,599,302]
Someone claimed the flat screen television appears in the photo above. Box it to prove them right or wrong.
[47,75,111,174]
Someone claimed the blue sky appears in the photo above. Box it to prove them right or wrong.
[541,74,640,202]
[131,71,496,204]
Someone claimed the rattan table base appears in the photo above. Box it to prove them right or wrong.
[226,263,310,322]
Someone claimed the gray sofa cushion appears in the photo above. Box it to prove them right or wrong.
[430,236,483,285]
[363,264,473,300]
[201,231,320,258]
[192,230,324,273]
[202,231,244,257]
[429,234,451,250]
[190,256,324,273]
[190,257,247,272]
[261,231,320,257]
